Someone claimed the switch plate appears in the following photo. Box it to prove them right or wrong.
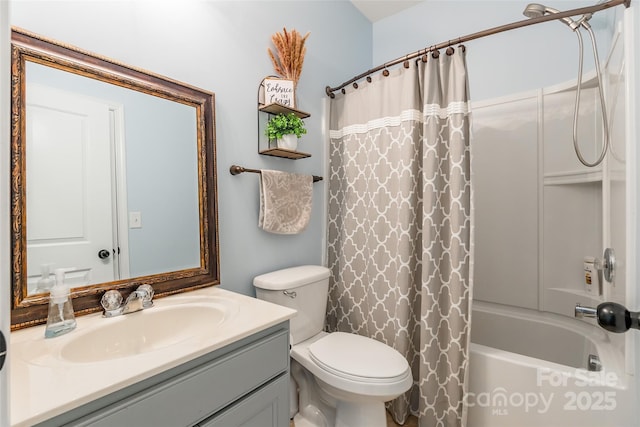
[129,211,142,229]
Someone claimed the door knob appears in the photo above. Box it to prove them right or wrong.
[98,249,111,259]
[0,331,6,371]
[576,302,640,333]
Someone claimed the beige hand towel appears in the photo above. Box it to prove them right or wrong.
[259,170,313,234]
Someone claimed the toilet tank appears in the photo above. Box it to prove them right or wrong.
[253,265,330,345]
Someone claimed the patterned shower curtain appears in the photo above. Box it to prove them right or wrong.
[326,49,473,427]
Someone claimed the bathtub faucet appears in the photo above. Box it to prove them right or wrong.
[574,304,597,318]
[575,302,640,333]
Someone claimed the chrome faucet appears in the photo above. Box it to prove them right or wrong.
[121,290,145,315]
[575,302,640,333]
[575,303,597,318]
[101,285,154,317]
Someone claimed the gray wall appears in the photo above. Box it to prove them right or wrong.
[11,0,372,296]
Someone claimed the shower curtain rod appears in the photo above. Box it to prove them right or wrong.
[325,0,631,97]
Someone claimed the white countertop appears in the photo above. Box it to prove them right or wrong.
[10,287,296,427]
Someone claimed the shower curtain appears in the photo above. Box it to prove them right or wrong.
[327,49,473,427]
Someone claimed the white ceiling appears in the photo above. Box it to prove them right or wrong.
[351,0,424,22]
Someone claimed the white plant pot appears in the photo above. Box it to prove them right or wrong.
[276,134,298,151]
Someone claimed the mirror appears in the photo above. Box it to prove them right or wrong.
[10,28,219,329]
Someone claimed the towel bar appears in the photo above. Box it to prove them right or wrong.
[229,165,323,182]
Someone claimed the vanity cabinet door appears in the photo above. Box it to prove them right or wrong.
[197,374,288,427]
[42,325,290,427]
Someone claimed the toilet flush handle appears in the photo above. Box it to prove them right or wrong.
[283,290,297,298]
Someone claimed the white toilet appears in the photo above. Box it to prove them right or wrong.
[253,265,412,427]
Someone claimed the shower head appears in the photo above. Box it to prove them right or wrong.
[522,3,579,30]
[522,3,546,18]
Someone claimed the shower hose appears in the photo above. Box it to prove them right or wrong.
[571,22,610,168]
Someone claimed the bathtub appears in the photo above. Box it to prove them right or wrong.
[467,301,631,427]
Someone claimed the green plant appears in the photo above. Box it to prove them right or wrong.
[264,113,307,140]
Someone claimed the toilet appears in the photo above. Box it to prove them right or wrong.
[253,265,412,427]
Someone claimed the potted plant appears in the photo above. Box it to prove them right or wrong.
[264,113,307,151]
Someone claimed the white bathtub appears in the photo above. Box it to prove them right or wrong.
[467,301,631,427]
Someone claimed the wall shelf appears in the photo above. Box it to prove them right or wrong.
[257,77,311,160]
[259,148,311,159]
[543,170,603,185]
[259,103,310,119]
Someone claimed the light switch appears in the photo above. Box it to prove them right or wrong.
[129,211,142,229]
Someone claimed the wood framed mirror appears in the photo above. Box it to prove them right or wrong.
[10,28,219,329]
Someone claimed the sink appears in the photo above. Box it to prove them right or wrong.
[59,300,234,363]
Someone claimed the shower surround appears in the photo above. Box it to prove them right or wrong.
[468,9,632,427]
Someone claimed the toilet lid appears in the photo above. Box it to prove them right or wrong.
[308,332,409,382]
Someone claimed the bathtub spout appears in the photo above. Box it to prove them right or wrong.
[577,302,640,333]
[575,304,597,318]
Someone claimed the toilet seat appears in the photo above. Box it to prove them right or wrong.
[291,331,413,401]
[308,332,409,384]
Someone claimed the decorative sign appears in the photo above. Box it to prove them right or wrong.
[263,78,295,108]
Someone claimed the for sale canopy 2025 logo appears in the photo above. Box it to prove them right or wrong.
[464,367,619,416]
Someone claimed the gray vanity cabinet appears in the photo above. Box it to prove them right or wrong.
[197,375,288,427]
[36,323,290,427]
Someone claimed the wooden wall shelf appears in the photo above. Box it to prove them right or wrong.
[259,148,311,159]
[259,103,310,119]
[257,79,311,159]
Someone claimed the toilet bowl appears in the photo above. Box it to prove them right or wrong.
[253,265,412,427]
[292,331,412,427]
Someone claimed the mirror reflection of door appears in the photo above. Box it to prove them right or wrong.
[25,84,128,293]
[22,59,201,298]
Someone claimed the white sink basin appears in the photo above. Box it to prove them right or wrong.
[59,300,234,363]
[11,287,298,427]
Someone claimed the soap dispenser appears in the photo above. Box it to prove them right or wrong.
[44,268,77,338]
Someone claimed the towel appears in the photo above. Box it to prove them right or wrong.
[259,170,313,234]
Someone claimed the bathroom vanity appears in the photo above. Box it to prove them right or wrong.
[6,27,297,427]
[10,287,295,427]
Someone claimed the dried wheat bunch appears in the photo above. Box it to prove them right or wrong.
[267,27,310,87]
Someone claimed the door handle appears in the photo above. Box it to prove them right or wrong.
[575,302,640,333]
[98,249,111,259]
[0,331,6,371]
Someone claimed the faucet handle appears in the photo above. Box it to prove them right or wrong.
[576,302,640,333]
[137,284,154,308]
[101,290,123,317]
